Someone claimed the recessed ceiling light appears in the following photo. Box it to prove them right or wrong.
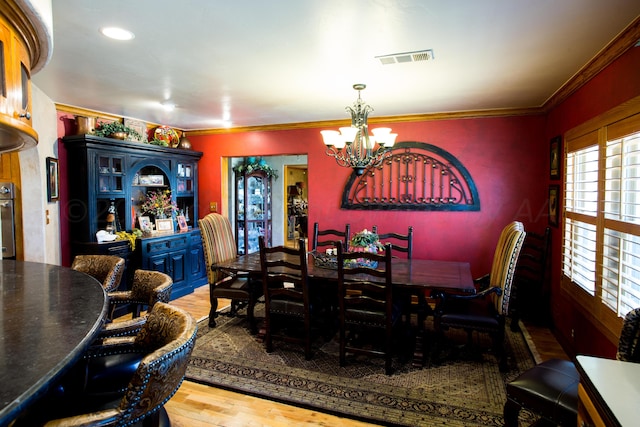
[160,100,176,111]
[100,26,135,41]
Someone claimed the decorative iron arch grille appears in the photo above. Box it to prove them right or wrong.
[341,141,480,211]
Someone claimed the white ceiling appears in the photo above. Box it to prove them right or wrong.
[31,1,640,131]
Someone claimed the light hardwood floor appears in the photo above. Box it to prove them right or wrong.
[159,285,567,426]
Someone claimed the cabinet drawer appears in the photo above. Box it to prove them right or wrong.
[145,235,189,254]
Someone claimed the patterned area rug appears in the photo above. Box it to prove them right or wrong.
[187,309,538,427]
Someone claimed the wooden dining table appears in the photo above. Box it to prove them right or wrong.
[215,251,475,293]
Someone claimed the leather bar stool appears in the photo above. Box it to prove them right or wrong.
[504,358,579,426]
[504,307,640,426]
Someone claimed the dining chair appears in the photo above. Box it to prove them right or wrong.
[372,226,420,326]
[509,227,551,328]
[337,241,400,375]
[71,254,125,293]
[312,222,351,252]
[432,221,526,371]
[259,236,315,359]
[105,268,173,323]
[504,307,640,427]
[17,302,197,427]
[371,226,413,259]
[199,212,262,333]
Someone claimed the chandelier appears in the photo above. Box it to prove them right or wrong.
[321,84,397,175]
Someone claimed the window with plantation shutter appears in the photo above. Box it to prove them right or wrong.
[563,142,598,294]
[562,99,640,338]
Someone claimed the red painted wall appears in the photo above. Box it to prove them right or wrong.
[545,46,640,358]
[53,44,638,361]
[191,115,547,279]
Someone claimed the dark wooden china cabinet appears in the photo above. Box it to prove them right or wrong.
[235,169,272,255]
[63,134,207,301]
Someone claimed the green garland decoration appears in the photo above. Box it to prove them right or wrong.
[232,157,279,179]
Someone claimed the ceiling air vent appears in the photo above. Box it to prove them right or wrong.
[375,49,434,65]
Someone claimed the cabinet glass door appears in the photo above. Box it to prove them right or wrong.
[176,162,194,194]
[235,171,271,255]
[176,162,195,227]
[97,155,124,194]
[246,175,265,220]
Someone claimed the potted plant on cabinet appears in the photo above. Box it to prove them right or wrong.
[94,120,143,141]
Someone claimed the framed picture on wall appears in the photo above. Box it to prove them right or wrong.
[46,157,59,202]
[550,135,562,180]
[548,184,559,227]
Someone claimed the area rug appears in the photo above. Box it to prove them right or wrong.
[186,309,538,427]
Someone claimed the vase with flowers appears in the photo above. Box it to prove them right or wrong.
[349,229,384,267]
[140,189,178,221]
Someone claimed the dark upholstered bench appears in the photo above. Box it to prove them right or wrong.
[504,358,579,426]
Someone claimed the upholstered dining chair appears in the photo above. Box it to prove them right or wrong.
[199,213,261,333]
[107,269,173,320]
[259,236,314,359]
[432,221,526,371]
[71,254,125,293]
[17,302,197,427]
[504,307,640,427]
[312,222,351,252]
[337,242,399,375]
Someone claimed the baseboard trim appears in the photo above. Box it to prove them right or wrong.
[518,320,543,365]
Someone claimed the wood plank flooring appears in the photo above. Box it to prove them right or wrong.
[156,284,567,426]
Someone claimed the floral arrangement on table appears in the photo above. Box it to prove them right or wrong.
[313,228,385,270]
[349,229,384,253]
[140,189,178,218]
[232,157,279,179]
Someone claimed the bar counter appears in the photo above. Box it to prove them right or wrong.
[0,260,108,427]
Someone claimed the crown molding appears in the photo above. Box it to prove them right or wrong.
[186,107,544,136]
[543,16,640,112]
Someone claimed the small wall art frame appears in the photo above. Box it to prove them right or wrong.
[46,157,59,202]
[548,184,559,227]
[550,135,562,180]
[123,118,148,142]
[177,215,188,231]
[138,215,152,232]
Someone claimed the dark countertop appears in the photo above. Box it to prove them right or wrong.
[0,260,108,427]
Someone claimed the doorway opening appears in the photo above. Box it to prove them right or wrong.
[227,155,307,253]
[284,165,308,248]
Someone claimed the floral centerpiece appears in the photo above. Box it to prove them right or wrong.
[349,229,384,268]
[349,229,384,253]
[140,189,178,219]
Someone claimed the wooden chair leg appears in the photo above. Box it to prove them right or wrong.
[248,295,258,335]
[503,398,522,427]
[264,320,273,353]
[339,327,346,367]
[209,286,219,327]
